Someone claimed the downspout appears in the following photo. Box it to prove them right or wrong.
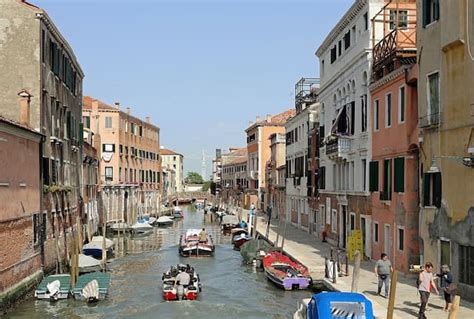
[39,135,45,268]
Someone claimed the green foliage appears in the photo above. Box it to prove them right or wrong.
[43,184,73,194]
[185,172,204,184]
[202,181,211,191]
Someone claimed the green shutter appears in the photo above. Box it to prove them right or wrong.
[433,172,442,208]
[423,173,430,206]
[369,161,379,192]
[78,123,84,146]
[394,157,405,192]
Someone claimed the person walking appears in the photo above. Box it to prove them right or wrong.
[418,262,439,319]
[374,253,393,298]
[266,205,272,226]
[438,264,456,312]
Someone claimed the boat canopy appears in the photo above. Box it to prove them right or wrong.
[308,292,374,319]
[222,215,239,225]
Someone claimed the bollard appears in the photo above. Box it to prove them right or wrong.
[345,254,349,276]
[332,258,337,284]
[448,296,461,319]
[386,271,398,319]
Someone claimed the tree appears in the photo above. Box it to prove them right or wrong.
[185,172,204,184]
[202,181,211,191]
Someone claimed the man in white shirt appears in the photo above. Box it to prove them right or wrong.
[175,270,191,287]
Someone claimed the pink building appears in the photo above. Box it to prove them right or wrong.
[369,0,419,273]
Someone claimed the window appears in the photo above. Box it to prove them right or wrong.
[398,227,404,251]
[428,72,440,123]
[423,172,442,207]
[389,10,408,30]
[459,245,474,285]
[321,60,325,77]
[394,157,405,192]
[364,12,369,30]
[382,159,392,200]
[361,95,367,132]
[331,209,337,233]
[423,0,440,27]
[369,161,379,192]
[318,166,326,190]
[331,45,337,63]
[338,40,342,56]
[105,167,113,181]
[399,86,406,123]
[83,116,90,129]
[374,223,379,242]
[105,116,112,128]
[344,31,351,50]
[102,144,115,152]
[386,93,392,128]
[350,213,356,231]
[247,133,256,143]
[374,99,380,131]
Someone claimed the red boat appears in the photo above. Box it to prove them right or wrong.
[231,228,250,250]
[162,264,201,301]
[263,251,312,290]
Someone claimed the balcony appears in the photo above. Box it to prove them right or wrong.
[325,135,352,160]
[419,112,442,128]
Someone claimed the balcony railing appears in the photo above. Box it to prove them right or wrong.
[326,136,352,159]
[419,112,442,128]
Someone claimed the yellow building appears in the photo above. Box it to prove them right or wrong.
[417,0,474,299]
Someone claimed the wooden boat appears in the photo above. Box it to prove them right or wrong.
[179,229,215,257]
[306,292,374,319]
[72,272,111,302]
[156,216,174,226]
[162,264,201,301]
[221,215,240,232]
[232,229,250,250]
[35,274,71,300]
[263,251,312,290]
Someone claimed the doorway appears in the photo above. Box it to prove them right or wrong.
[341,206,347,249]
[384,224,391,258]
[440,239,451,268]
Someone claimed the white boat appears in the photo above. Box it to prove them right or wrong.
[78,254,102,273]
[148,217,157,225]
[108,220,131,233]
[91,236,114,250]
[156,216,174,226]
[131,220,153,233]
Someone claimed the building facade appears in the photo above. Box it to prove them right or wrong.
[285,79,320,231]
[369,0,420,272]
[161,149,184,196]
[0,0,85,276]
[221,147,248,206]
[267,133,286,220]
[417,0,474,299]
[0,115,43,307]
[244,110,295,210]
[83,96,161,224]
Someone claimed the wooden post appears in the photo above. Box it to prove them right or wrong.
[351,250,361,292]
[448,296,461,319]
[386,270,398,319]
[332,259,337,284]
[253,214,258,239]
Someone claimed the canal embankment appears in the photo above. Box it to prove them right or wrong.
[240,209,474,319]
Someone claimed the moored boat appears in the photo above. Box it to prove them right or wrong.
[35,274,71,300]
[221,215,239,232]
[131,219,153,233]
[83,241,113,259]
[173,207,184,219]
[162,264,202,301]
[156,216,174,226]
[78,254,102,273]
[240,238,272,263]
[72,272,111,302]
[263,251,311,290]
[108,220,131,233]
[232,231,251,250]
[179,229,215,257]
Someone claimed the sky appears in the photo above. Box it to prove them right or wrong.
[34,0,354,178]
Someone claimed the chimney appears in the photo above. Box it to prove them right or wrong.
[114,102,120,110]
[145,116,150,123]
[92,100,99,112]
[256,116,261,122]
[266,114,272,122]
[18,89,32,127]
[126,107,131,115]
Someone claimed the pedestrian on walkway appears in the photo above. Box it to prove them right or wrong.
[418,262,439,319]
[374,253,393,298]
[250,203,255,216]
[438,264,456,312]
[266,205,272,226]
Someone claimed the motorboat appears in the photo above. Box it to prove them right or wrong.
[83,237,114,259]
[231,228,250,250]
[179,229,215,257]
[35,274,71,300]
[263,251,312,290]
[131,219,153,233]
[156,216,174,226]
[221,215,240,232]
[306,292,374,319]
[148,216,157,225]
[173,207,184,219]
[108,220,131,233]
[72,272,111,302]
[162,264,201,301]
[91,236,114,250]
[78,254,102,273]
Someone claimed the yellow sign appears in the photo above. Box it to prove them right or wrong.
[347,230,364,262]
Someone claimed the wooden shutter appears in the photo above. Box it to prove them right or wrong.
[369,161,379,192]
[433,172,442,208]
[394,157,405,192]
[422,0,429,27]
[423,173,430,206]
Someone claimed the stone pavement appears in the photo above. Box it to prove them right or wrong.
[241,210,474,319]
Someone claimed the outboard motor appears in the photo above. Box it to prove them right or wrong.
[177,285,185,300]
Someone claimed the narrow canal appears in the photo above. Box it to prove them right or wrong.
[7,206,314,319]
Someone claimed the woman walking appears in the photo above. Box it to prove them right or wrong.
[418,262,439,319]
[439,264,456,312]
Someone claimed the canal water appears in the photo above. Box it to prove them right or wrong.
[6,206,314,319]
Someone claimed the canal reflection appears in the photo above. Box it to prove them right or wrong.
[6,205,313,319]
